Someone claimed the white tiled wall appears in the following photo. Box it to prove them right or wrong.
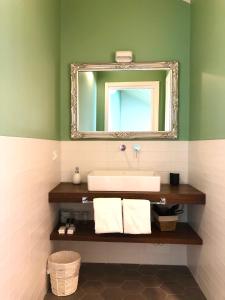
[58,140,188,265]
[188,140,225,300]
[54,241,187,265]
[0,137,60,300]
[60,141,189,184]
[6,137,223,298]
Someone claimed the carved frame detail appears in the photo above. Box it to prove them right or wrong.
[71,61,179,140]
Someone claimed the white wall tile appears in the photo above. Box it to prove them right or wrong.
[188,140,225,300]
[0,137,60,300]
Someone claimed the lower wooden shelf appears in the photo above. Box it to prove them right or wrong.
[50,221,202,245]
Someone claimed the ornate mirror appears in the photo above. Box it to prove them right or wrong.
[71,61,178,139]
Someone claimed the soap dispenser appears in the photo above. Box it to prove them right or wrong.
[72,167,81,184]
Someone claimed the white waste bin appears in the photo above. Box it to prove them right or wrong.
[47,251,81,296]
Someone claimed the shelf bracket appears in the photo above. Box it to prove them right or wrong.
[82,196,89,204]
[155,197,167,205]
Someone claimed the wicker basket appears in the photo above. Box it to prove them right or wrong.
[153,210,178,232]
[47,251,81,297]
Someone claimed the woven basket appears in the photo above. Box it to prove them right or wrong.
[48,251,81,296]
[153,210,178,232]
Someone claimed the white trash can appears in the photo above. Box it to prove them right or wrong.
[47,251,81,297]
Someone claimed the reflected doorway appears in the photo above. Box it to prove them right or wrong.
[105,81,159,131]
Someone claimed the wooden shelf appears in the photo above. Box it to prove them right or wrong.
[50,221,202,245]
[49,182,206,205]
[49,183,204,245]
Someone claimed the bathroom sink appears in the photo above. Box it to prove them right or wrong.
[87,170,160,192]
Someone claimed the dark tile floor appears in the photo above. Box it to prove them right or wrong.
[45,264,206,300]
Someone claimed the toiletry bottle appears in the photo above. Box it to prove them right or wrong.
[67,218,76,235]
[72,167,81,184]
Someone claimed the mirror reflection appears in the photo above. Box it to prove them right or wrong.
[78,70,171,133]
[71,61,178,139]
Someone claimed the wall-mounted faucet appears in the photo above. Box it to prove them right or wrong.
[120,144,126,151]
[133,144,141,158]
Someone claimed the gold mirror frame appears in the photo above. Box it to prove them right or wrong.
[71,61,178,139]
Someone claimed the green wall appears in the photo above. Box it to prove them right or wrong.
[0,0,60,140]
[79,72,97,131]
[95,71,166,131]
[60,0,190,140]
[4,1,224,141]
[190,0,225,140]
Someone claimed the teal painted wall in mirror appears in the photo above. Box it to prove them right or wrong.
[78,72,97,131]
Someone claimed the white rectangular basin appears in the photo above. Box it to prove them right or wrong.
[87,170,160,192]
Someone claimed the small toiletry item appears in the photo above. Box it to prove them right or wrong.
[67,219,76,235]
[67,224,76,235]
[72,167,81,184]
[58,226,66,235]
[170,173,180,186]
[67,226,75,235]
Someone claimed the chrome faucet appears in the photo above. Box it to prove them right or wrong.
[120,144,126,151]
[133,144,141,157]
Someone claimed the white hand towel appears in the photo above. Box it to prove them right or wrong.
[93,198,123,234]
[122,199,151,234]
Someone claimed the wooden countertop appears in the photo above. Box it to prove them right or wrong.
[49,182,205,204]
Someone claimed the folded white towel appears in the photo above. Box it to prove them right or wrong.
[122,199,151,234]
[93,198,123,234]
